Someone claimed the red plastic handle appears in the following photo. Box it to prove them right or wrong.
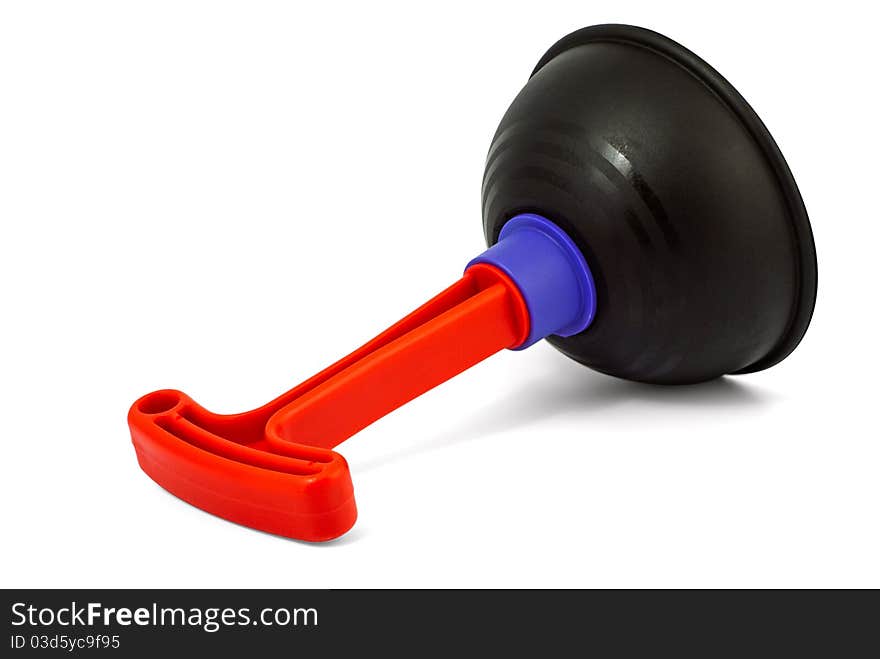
[128,263,529,541]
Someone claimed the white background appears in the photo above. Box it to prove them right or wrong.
[2,1,878,588]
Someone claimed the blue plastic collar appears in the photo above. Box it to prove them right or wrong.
[467,213,596,349]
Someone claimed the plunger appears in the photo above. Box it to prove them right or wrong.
[128,25,817,541]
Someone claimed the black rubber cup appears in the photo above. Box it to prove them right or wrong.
[482,24,817,384]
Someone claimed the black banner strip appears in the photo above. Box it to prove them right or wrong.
[2,589,875,655]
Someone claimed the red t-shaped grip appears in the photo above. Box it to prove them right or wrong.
[128,263,529,541]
